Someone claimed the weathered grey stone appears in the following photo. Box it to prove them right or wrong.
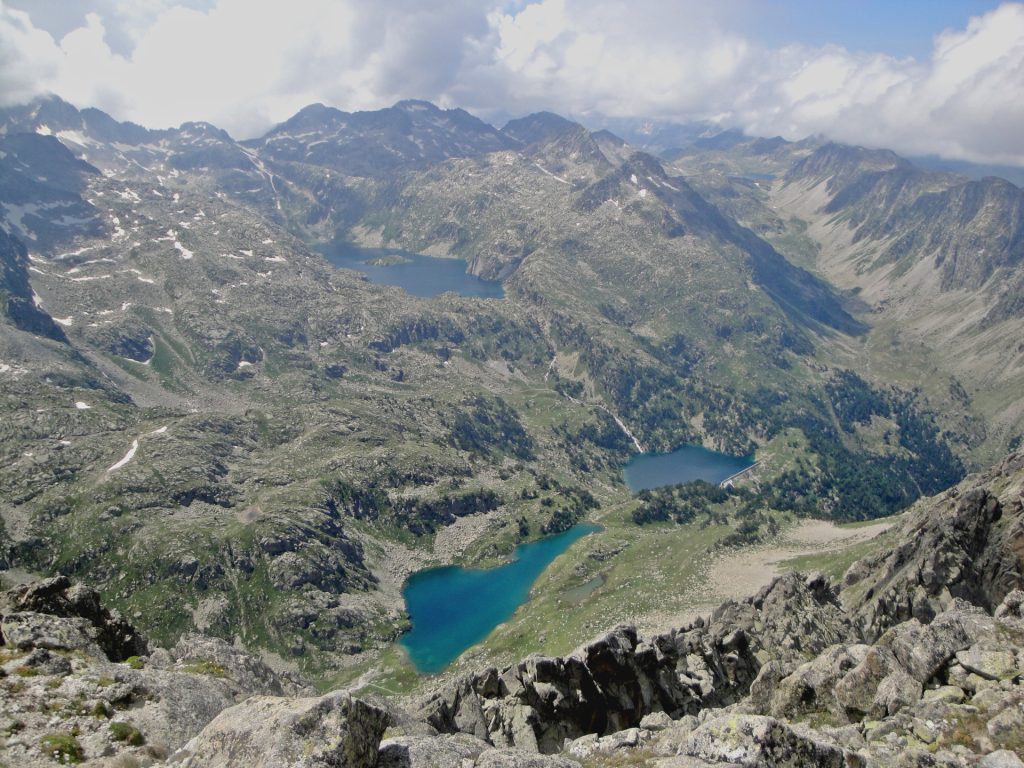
[995,590,1024,619]
[955,646,1020,681]
[474,749,581,767]
[764,644,867,719]
[922,685,966,704]
[682,714,853,768]
[1,611,105,656]
[171,633,311,696]
[172,691,388,768]
[640,711,675,731]
[844,478,1024,641]
[377,733,490,768]
[874,669,923,717]
[834,646,903,719]
[1,575,147,661]
[877,613,975,683]
[980,750,1024,768]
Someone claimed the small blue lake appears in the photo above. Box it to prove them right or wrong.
[317,243,504,299]
[401,523,599,674]
[623,444,754,492]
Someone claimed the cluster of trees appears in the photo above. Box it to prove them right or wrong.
[322,477,502,535]
[553,410,634,473]
[449,395,535,460]
[632,480,734,525]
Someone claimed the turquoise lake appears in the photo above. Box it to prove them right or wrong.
[318,243,504,299]
[623,444,754,491]
[401,523,600,674]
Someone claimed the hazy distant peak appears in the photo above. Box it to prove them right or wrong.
[501,111,581,145]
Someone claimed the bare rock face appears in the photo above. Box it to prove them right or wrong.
[419,572,849,754]
[172,691,389,768]
[843,451,1024,641]
[378,733,492,768]
[0,575,319,767]
[0,575,147,660]
[170,632,312,697]
[681,714,856,768]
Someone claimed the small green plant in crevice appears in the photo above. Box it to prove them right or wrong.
[182,659,227,678]
[4,719,25,736]
[125,656,144,670]
[109,721,145,746]
[39,732,84,764]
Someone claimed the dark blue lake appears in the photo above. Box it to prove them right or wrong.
[317,243,504,299]
[623,444,754,492]
[401,523,599,674]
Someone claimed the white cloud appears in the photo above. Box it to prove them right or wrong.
[1,0,1022,167]
[0,4,63,106]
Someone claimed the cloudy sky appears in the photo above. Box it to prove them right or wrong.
[2,0,1022,167]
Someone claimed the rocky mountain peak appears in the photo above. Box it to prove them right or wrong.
[786,141,914,188]
[502,111,583,146]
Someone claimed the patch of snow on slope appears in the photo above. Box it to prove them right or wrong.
[106,440,138,473]
[533,163,570,185]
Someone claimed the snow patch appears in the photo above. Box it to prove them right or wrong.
[54,316,73,327]
[630,174,639,185]
[106,440,138,473]
[239,249,254,258]
[639,189,648,198]
[149,425,168,435]
[263,255,287,263]
[174,241,194,260]
[261,238,274,244]
[75,401,91,410]
[533,163,570,185]
[123,269,155,284]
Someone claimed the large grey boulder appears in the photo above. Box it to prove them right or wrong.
[474,749,581,767]
[681,714,857,768]
[171,632,312,696]
[172,691,389,768]
[0,611,106,656]
[377,733,491,768]
[0,575,147,660]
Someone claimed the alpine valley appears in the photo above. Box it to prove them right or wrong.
[2,95,1023,767]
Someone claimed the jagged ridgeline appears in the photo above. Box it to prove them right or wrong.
[1,93,1017,678]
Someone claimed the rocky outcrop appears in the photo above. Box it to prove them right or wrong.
[171,691,389,768]
[0,574,147,661]
[419,572,848,753]
[0,575,318,767]
[843,451,1024,640]
[0,228,67,342]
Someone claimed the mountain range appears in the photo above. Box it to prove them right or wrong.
[1,92,1023,694]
